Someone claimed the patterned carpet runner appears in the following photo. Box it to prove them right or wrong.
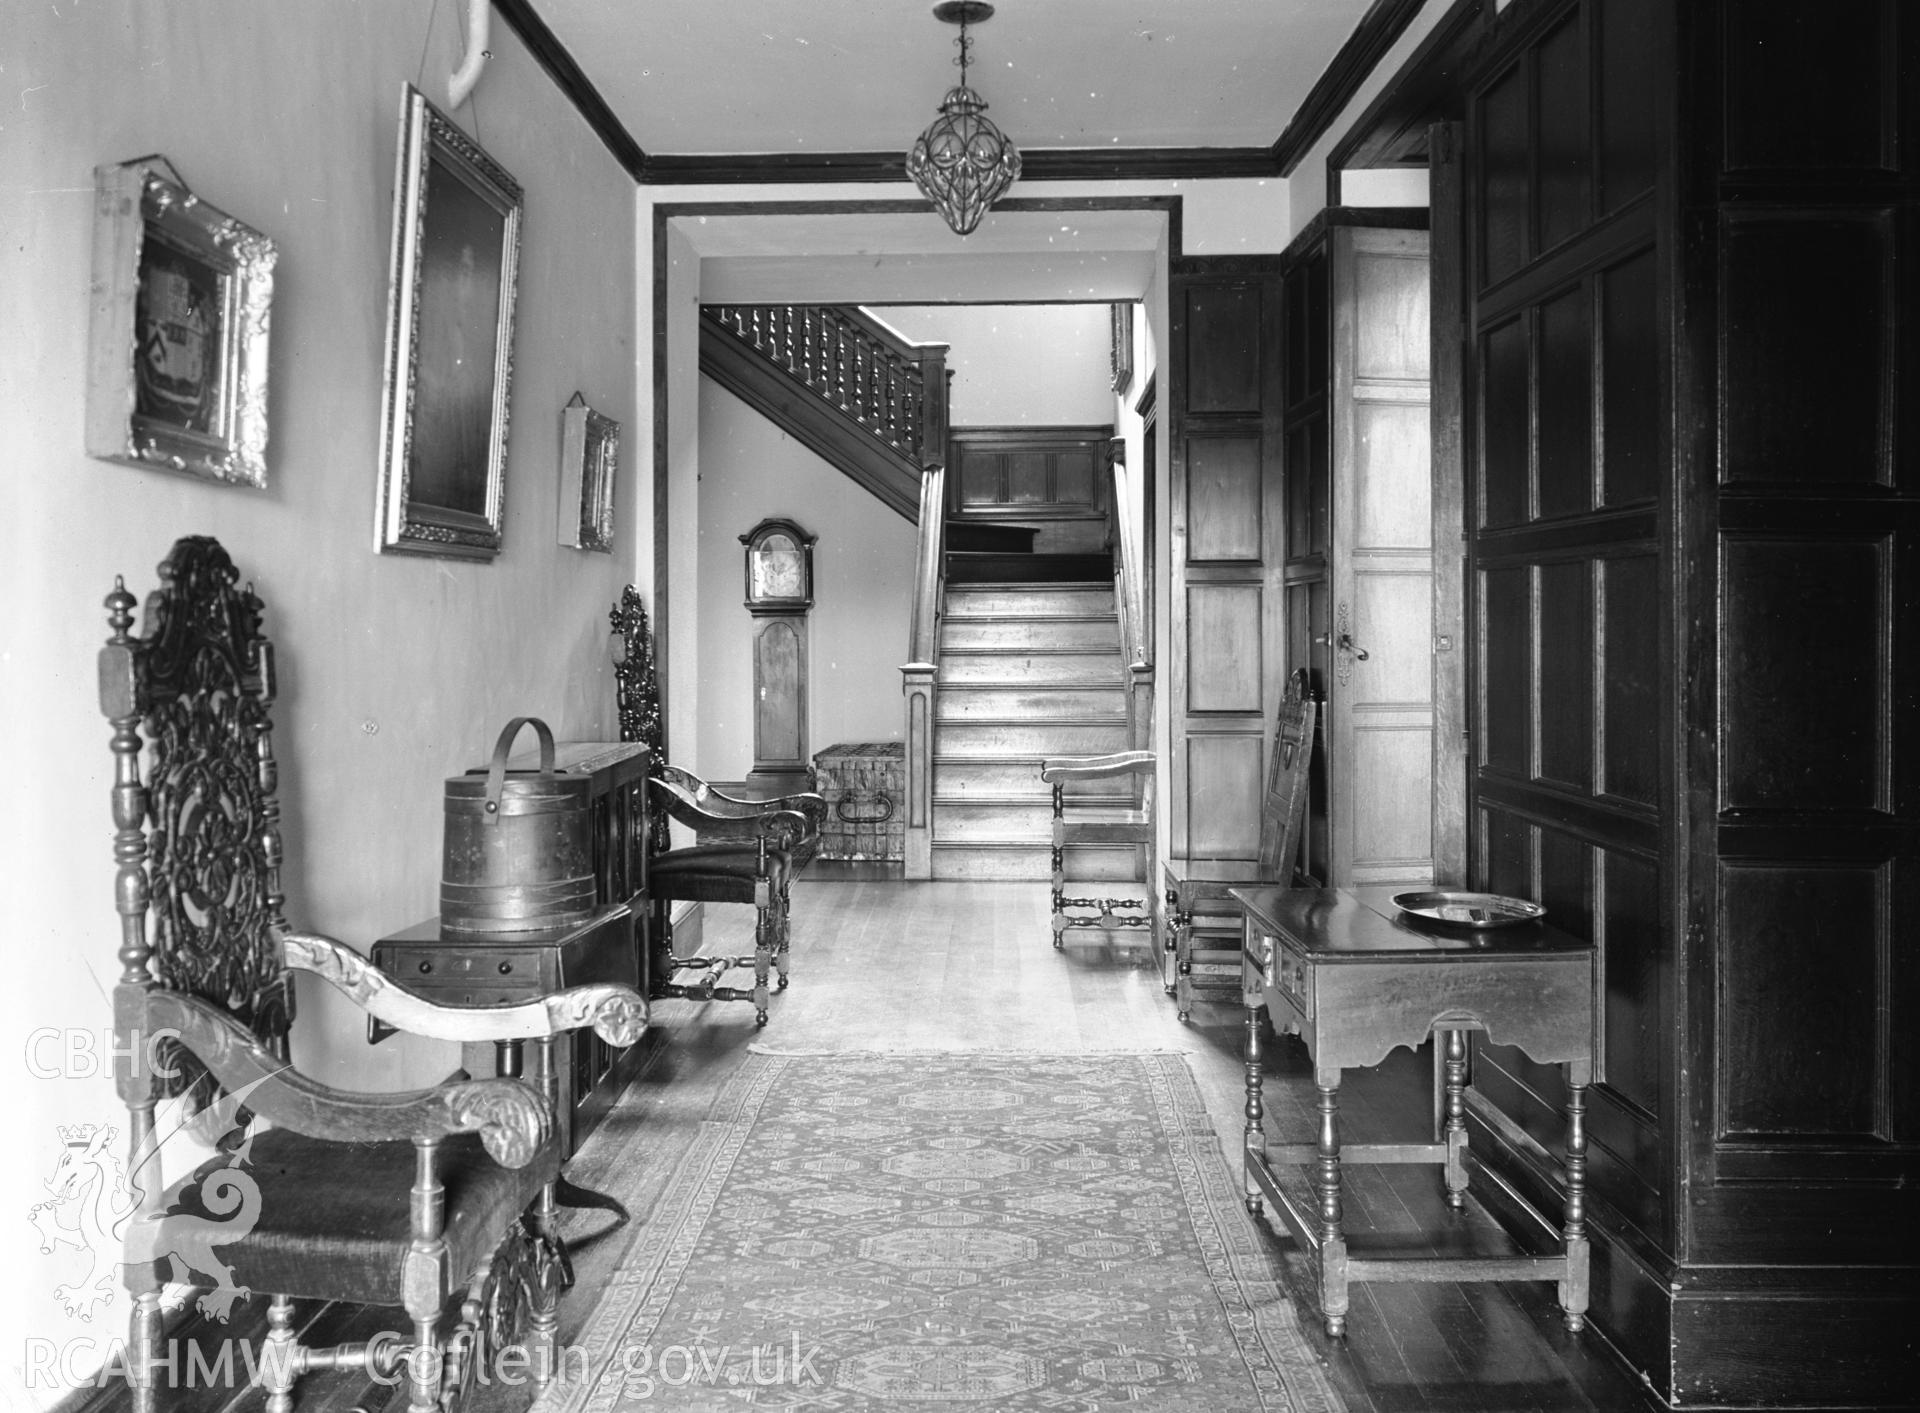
[536,1052,1343,1412]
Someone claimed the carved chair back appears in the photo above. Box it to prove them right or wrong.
[1255,669,1318,885]
[101,537,293,1107]
[611,585,672,856]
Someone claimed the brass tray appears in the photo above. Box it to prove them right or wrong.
[1392,890,1545,929]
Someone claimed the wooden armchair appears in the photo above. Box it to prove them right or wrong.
[1165,669,1317,1020]
[101,538,647,1413]
[1038,751,1158,957]
[608,587,823,1026]
[646,768,823,1026]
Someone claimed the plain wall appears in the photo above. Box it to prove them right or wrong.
[694,383,919,777]
[872,304,1115,426]
[2,4,638,1397]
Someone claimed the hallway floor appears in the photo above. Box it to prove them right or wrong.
[560,876,1660,1413]
[71,878,1662,1413]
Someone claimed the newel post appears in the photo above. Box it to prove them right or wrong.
[901,662,936,879]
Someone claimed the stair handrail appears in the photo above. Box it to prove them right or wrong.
[1107,436,1154,752]
[704,304,950,470]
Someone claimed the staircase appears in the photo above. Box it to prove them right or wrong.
[700,304,947,520]
[930,578,1140,881]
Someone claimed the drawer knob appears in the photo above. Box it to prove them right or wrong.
[418,961,433,975]
[498,961,513,975]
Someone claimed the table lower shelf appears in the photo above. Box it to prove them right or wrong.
[1245,1141,1589,1338]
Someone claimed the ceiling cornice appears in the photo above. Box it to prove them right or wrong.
[1270,0,1430,176]
[639,148,1280,186]
[495,0,650,181]
[505,0,1417,191]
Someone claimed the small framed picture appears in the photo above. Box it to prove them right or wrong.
[559,393,619,553]
[375,85,523,560]
[85,156,276,487]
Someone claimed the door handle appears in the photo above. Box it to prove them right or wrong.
[1336,632,1369,661]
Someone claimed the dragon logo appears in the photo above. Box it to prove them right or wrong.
[30,1079,266,1323]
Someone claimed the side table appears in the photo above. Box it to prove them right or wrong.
[1233,884,1596,1337]
[371,904,641,1155]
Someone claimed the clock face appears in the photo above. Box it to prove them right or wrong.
[751,533,805,600]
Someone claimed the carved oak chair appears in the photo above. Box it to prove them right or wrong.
[648,769,823,1025]
[609,587,825,1026]
[1165,669,1318,1020]
[102,538,647,1413]
[1038,751,1159,957]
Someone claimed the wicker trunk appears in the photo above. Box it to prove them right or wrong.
[811,742,905,861]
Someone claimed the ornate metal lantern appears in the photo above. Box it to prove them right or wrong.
[906,1,1021,236]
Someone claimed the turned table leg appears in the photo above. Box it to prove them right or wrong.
[1442,1027,1470,1209]
[1560,1072,1591,1332]
[1315,1073,1349,1338]
[1243,1001,1265,1215]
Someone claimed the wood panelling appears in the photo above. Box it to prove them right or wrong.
[1598,250,1658,506]
[1722,211,1893,488]
[1595,0,1655,210]
[1184,285,1264,415]
[1182,734,1264,858]
[1185,434,1265,561]
[1479,61,1529,286]
[1721,4,1901,175]
[948,427,1115,515]
[1458,0,1918,1398]
[1535,11,1590,254]
[1535,287,1592,517]
[1478,317,1529,526]
[1185,584,1264,714]
[1169,263,1285,867]
[1719,535,1886,813]
[1535,560,1593,792]
[1281,218,1436,889]
[1598,850,1662,1122]
[1353,404,1430,545]
[1720,861,1885,1139]
[1598,553,1660,806]
[1477,565,1529,776]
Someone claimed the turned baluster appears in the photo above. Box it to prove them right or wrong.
[832,313,851,409]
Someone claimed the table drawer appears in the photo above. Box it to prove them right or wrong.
[377,944,550,1006]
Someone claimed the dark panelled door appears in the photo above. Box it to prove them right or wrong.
[1167,260,1286,862]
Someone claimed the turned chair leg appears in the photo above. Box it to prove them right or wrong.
[775,887,793,990]
[752,903,773,1026]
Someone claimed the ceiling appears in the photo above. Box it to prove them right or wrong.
[522,0,1379,161]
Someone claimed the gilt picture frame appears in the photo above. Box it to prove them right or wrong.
[85,156,276,487]
[559,393,619,553]
[375,85,523,560]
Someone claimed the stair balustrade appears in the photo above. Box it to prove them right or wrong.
[704,304,948,471]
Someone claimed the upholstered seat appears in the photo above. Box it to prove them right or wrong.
[129,1128,562,1309]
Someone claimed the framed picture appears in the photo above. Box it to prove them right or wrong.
[1110,302,1135,397]
[85,156,276,487]
[375,85,523,559]
[559,393,619,553]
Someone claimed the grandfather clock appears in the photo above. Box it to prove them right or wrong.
[740,518,816,791]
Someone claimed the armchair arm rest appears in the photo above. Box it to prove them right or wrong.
[1040,750,1157,783]
[651,778,811,850]
[283,931,648,1047]
[655,765,826,830]
[133,990,552,1167]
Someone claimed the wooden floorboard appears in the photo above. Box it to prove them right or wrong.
[81,877,1661,1413]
